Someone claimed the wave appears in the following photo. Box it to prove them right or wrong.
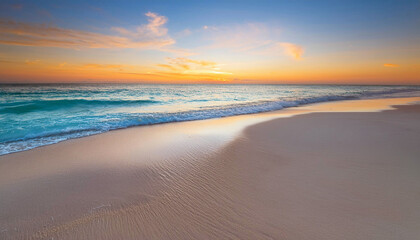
[1,87,419,155]
[0,99,158,114]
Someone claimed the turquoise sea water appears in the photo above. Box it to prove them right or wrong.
[1,84,419,155]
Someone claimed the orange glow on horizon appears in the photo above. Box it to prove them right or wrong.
[0,10,419,85]
[384,63,399,68]
[1,57,419,85]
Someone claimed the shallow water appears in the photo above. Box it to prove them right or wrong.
[1,84,419,155]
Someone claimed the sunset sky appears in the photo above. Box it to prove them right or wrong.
[0,0,419,84]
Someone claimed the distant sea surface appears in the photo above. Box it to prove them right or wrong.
[1,84,419,155]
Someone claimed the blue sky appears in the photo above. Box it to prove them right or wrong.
[0,0,419,84]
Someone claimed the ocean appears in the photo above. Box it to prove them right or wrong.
[1,84,419,155]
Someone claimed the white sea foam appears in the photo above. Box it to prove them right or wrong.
[0,85,419,155]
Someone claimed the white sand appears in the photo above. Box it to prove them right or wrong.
[0,97,420,239]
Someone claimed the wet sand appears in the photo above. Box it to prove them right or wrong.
[1,97,420,239]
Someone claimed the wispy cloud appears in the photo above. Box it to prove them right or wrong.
[166,57,217,68]
[157,57,231,76]
[0,12,177,51]
[144,12,168,37]
[110,12,168,38]
[156,64,178,71]
[384,63,399,67]
[277,42,304,60]
[201,23,304,60]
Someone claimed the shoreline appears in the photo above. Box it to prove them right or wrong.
[1,95,420,156]
[1,97,420,239]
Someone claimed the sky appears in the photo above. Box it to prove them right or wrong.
[0,0,419,84]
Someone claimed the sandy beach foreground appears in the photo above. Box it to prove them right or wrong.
[1,97,420,239]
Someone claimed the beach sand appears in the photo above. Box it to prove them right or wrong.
[1,97,420,239]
